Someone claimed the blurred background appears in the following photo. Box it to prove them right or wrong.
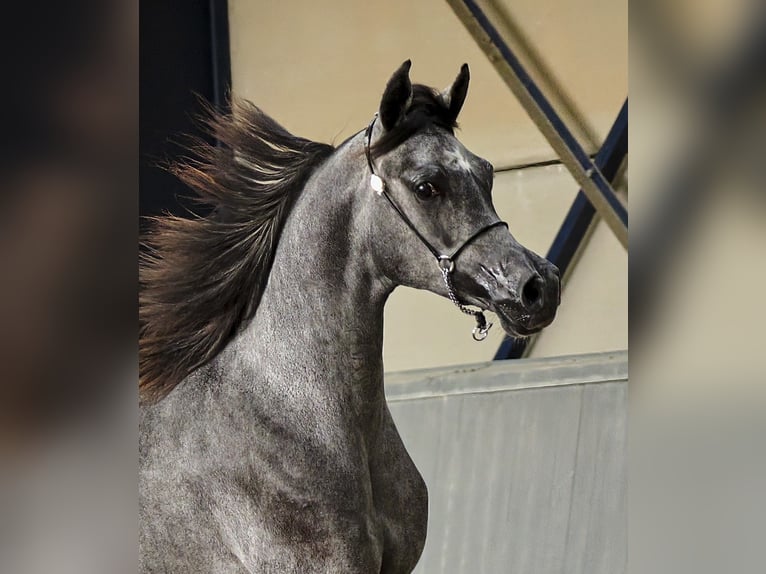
[631,2,766,573]
[1,2,137,573]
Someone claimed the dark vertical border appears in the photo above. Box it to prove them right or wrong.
[209,0,231,112]
[139,0,233,220]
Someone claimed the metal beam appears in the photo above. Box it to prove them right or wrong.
[446,0,628,248]
[495,100,628,360]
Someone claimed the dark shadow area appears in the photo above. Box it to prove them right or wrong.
[139,0,231,225]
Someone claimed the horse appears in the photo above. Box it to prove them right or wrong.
[139,60,560,573]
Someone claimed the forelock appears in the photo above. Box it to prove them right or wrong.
[370,84,458,157]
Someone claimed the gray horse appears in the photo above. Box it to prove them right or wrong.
[139,61,559,573]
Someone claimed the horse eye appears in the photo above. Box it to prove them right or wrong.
[414,182,438,200]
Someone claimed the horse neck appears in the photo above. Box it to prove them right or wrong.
[232,135,391,403]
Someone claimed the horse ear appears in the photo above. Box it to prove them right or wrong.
[379,60,413,131]
[441,63,470,122]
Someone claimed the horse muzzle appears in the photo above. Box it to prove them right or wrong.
[477,253,561,338]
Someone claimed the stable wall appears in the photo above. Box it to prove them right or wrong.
[386,350,628,573]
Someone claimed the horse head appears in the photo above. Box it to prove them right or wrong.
[365,60,560,339]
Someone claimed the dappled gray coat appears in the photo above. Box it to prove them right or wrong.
[139,61,559,573]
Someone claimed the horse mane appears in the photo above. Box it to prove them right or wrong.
[139,98,334,404]
[370,84,458,157]
[140,84,453,405]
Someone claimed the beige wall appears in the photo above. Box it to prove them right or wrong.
[228,0,627,371]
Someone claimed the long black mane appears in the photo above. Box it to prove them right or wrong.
[139,99,334,404]
[140,87,455,404]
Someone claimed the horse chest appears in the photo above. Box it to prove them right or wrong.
[367,411,429,572]
[232,414,428,573]
[245,404,428,572]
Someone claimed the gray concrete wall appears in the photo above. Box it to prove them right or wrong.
[386,351,627,574]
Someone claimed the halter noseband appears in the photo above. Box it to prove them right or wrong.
[364,113,508,341]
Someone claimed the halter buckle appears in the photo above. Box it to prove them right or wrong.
[370,174,385,195]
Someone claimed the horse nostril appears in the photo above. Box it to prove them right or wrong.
[521,275,544,310]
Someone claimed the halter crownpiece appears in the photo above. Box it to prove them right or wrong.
[364,113,508,341]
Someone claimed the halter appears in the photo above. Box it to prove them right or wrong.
[364,113,508,341]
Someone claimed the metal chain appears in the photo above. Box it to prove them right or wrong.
[440,265,493,341]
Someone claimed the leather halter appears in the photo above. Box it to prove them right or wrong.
[364,114,508,341]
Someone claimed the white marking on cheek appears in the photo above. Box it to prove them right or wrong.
[446,147,474,174]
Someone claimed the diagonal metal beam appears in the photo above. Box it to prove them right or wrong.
[446,0,628,248]
[495,100,628,360]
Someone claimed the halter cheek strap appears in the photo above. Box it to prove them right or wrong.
[364,113,509,341]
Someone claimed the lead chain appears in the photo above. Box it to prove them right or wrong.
[440,265,493,341]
